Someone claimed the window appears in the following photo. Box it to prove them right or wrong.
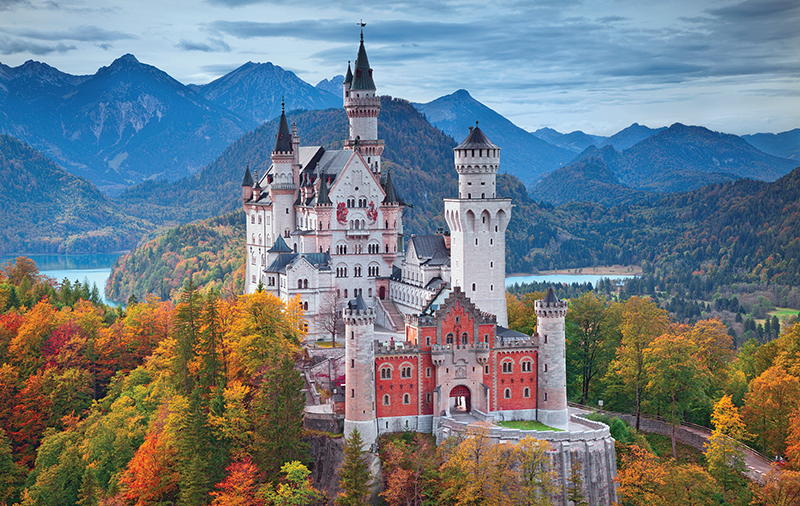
[544,392,548,402]
[446,333,454,345]
[251,215,255,224]
[383,394,390,405]
[425,337,430,347]
[351,389,355,398]
[461,333,468,345]
[351,359,354,368]
[484,334,489,343]
[502,361,513,373]
[403,393,410,404]
[504,388,511,399]
[524,387,530,398]
[544,335,548,344]
[485,365,490,374]
[380,367,392,379]
[258,215,262,224]
[401,366,412,378]
[521,361,532,372]
[472,283,476,291]
[302,301,308,311]
[426,367,431,377]
[426,393,432,403]
[298,280,303,289]
[544,364,548,372]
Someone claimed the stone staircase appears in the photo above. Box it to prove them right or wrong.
[377,298,404,331]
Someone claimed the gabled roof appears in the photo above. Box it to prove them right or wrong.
[409,235,449,264]
[273,101,292,153]
[350,34,376,91]
[268,236,293,253]
[241,164,253,187]
[455,124,499,150]
[265,253,297,273]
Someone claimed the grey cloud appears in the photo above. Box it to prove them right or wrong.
[176,38,231,52]
[200,62,243,74]
[708,0,800,20]
[9,25,137,42]
[0,37,75,55]
[598,15,627,23]
[0,0,29,10]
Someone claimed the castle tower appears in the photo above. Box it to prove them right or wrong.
[343,27,384,174]
[343,294,378,447]
[443,124,511,326]
[534,288,569,428]
[269,100,297,241]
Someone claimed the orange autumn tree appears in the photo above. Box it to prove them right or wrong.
[210,458,265,506]
[705,395,748,503]
[742,365,800,457]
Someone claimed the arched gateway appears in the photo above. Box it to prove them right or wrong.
[450,385,471,413]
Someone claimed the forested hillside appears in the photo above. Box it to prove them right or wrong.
[0,135,152,255]
[106,211,245,303]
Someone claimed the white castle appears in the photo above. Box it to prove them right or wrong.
[241,30,617,506]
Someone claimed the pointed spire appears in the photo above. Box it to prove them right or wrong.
[268,235,293,253]
[351,28,375,90]
[543,287,559,305]
[317,171,332,205]
[252,169,261,189]
[382,169,402,204]
[241,163,253,187]
[344,61,352,85]
[455,122,499,150]
[273,103,292,153]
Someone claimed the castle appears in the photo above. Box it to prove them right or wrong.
[243,30,617,505]
[241,28,569,442]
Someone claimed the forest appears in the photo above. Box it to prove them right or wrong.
[2,256,800,505]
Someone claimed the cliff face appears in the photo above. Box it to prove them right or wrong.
[305,434,345,504]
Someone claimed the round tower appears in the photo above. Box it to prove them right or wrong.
[534,288,569,428]
[343,27,384,173]
[269,100,297,242]
[443,123,511,326]
[343,295,378,448]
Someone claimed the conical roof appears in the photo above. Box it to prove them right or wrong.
[543,287,559,305]
[382,170,403,204]
[316,172,332,205]
[241,164,253,187]
[455,123,499,150]
[268,235,293,253]
[349,293,368,311]
[344,61,352,85]
[273,100,292,153]
[351,33,376,90]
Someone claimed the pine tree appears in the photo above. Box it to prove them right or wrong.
[336,429,372,506]
[566,459,588,506]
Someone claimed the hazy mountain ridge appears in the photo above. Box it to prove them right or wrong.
[194,62,341,125]
[532,127,607,153]
[0,134,152,255]
[742,128,800,160]
[414,89,575,186]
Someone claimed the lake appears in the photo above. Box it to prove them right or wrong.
[506,273,637,287]
[0,253,124,305]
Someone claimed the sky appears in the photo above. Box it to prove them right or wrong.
[1,0,798,136]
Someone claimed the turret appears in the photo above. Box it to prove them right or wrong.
[343,294,378,448]
[534,288,569,428]
[242,164,253,201]
[269,99,297,243]
[443,123,511,326]
[343,27,384,173]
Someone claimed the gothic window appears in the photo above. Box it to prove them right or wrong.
[303,301,308,311]
[403,393,410,404]
[461,333,468,345]
[380,367,392,379]
[504,388,511,399]
[303,280,308,289]
[298,280,303,289]
[383,394,390,405]
[446,333,454,345]
[521,360,532,372]
[502,361,513,373]
[354,266,362,277]
[524,387,530,398]
[401,366,412,378]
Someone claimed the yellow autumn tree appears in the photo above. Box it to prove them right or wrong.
[705,395,748,503]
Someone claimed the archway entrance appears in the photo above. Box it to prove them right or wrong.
[450,385,471,413]
[379,286,386,300]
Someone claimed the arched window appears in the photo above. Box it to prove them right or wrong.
[521,360,532,373]
[502,361,513,373]
[523,387,530,398]
[380,367,392,379]
[303,279,308,289]
[446,333,454,345]
[383,394,390,405]
[504,388,511,399]
[461,332,469,345]
[298,280,303,289]
[303,301,308,311]
[403,393,410,404]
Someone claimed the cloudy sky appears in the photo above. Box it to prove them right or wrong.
[1,0,798,136]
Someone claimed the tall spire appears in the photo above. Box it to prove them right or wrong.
[344,61,352,85]
[241,163,253,187]
[351,24,375,90]
[273,99,292,153]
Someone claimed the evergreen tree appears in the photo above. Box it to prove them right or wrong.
[336,429,373,506]
[252,354,308,480]
[175,280,202,394]
[566,459,588,506]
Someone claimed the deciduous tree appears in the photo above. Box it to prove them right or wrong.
[742,365,800,457]
[705,395,748,503]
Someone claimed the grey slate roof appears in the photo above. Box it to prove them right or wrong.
[268,236,293,253]
[496,326,530,339]
[455,125,499,150]
[273,106,293,153]
[264,251,331,274]
[349,293,368,311]
[344,62,352,85]
[543,287,559,305]
[409,235,450,265]
[241,165,253,187]
[382,170,402,204]
[265,253,296,273]
[350,35,376,91]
